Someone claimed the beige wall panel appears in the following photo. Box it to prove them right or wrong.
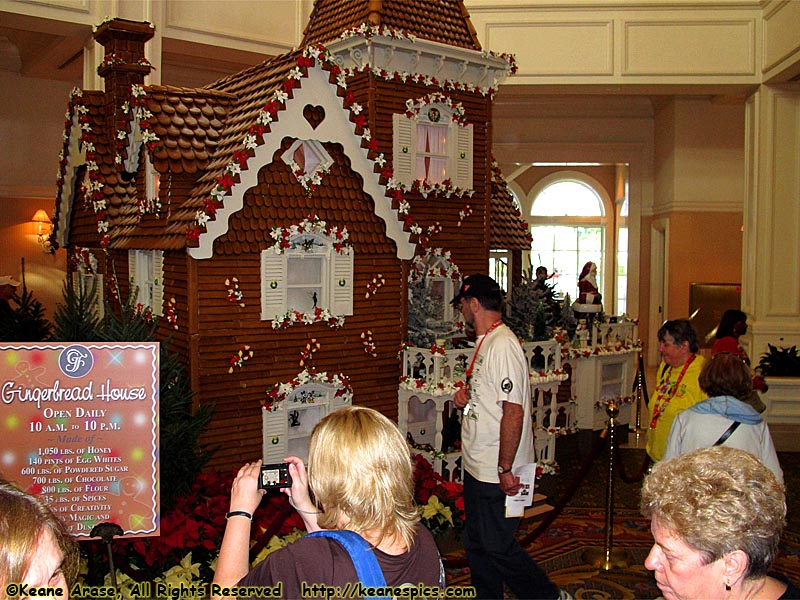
[741,94,758,317]
[0,71,74,198]
[164,0,301,53]
[762,0,800,76]
[484,21,613,76]
[623,20,756,76]
[672,100,745,212]
[0,0,89,17]
[653,101,676,215]
[766,92,800,316]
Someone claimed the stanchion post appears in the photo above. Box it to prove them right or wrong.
[634,350,643,431]
[90,523,124,588]
[582,401,631,570]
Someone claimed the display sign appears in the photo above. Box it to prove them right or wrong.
[1,343,160,538]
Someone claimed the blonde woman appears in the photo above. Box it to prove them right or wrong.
[213,406,443,598]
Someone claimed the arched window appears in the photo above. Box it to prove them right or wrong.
[529,174,609,303]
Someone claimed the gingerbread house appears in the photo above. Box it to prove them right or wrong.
[51,0,530,470]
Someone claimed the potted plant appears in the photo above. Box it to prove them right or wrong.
[755,344,800,450]
[757,344,800,377]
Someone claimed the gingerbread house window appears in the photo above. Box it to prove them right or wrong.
[422,255,457,323]
[128,250,164,315]
[408,249,462,328]
[392,103,473,189]
[261,232,354,321]
[281,139,333,187]
[122,115,160,200]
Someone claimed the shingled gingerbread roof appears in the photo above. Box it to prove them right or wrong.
[490,162,532,251]
[301,0,482,50]
[142,85,237,175]
[109,53,301,250]
[55,3,514,254]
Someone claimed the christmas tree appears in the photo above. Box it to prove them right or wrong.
[507,264,561,341]
[50,276,102,341]
[0,259,51,342]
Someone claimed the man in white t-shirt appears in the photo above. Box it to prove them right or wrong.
[452,274,561,600]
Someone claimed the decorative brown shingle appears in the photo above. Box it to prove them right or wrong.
[143,86,236,176]
[491,161,531,251]
[302,0,481,50]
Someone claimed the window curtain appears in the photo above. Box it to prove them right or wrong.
[416,123,447,182]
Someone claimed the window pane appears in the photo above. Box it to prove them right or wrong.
[490,250,510,292]
[530,225,604,301]
[530,226,555,252]
[554,226,578,251]
[531,181,604,217]
[616,227,628,315]
[287,257,323,285]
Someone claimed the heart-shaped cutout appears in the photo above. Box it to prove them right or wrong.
[303,104,325,129]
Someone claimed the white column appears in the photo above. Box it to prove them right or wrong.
[742,83,800,360]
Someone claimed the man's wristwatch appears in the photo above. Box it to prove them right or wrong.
[497,465,512,475]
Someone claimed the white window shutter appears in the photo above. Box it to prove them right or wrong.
[151,250,164,316]
[453,123,473,190]
[128,250,137,286]
[262,406,288,463]
[261,251,288,320]
[123,116,143,174]
[393,113,416,187]
[73,273,105,320]
[72,271,82,296]
[330,250,354,316]
[146,161,159,204]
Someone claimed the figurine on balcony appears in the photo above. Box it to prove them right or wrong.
[573,261,603,323]
[577,261,602,305]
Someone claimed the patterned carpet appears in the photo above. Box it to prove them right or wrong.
[443,439,800,598]
[444,507,800,599]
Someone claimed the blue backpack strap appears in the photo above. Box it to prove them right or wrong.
[306,530,388,598]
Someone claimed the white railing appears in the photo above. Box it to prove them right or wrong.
[522,339,562,373]
[585,320,638,348]
[401,339,564,385]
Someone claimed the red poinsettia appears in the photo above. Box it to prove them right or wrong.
[112,469,306,578]
[412,454,465,521]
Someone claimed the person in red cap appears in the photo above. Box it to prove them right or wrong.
[451,274,562,600]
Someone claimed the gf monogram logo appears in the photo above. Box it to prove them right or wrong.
[58,345,94,379]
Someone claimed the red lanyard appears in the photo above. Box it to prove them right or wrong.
[649,354,696,429]
[465,320,504,391]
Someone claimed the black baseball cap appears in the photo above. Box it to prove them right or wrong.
[451,274,502,306]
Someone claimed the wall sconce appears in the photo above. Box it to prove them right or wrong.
[32,209,53,252]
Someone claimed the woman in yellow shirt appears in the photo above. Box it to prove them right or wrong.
[646,319,707,462]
